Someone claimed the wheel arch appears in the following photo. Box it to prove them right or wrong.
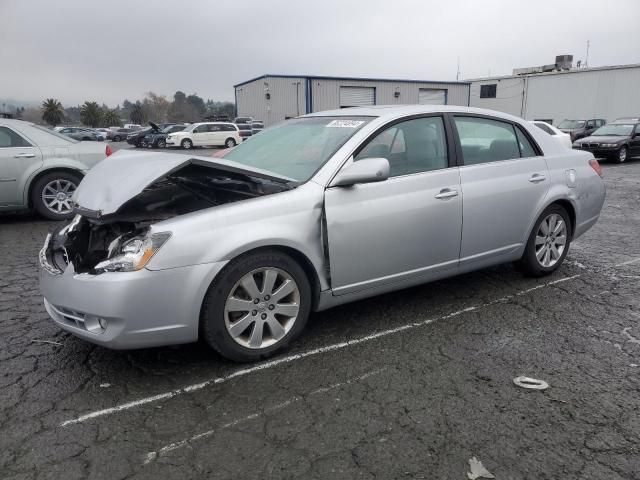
[550,199,576,237]
[26,167,84,209]
[198,244,323,321]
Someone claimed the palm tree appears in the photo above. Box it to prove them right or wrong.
[42,98,64,127]
[130,101,147,125]
[101,109,121,127]
[80,101,102,128]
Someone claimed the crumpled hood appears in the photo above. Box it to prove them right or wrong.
[72,150,295,217]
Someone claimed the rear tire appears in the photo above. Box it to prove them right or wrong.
[225,137,237,148]
[517,204,572,277]
[200,250,311,362]
[114,135,122,142]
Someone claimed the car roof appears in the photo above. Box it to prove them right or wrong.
[612,117,640,123]
[303,105,527,124]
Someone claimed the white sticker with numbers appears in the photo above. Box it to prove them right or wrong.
[326,120,365,128]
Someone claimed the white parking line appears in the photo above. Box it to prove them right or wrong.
[58,274,582,427]
[142,368,386,465]
[615,257,640,267]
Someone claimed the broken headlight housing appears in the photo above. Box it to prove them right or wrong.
[94,231,171,273]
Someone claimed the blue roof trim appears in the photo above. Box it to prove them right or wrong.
[233,74,471,88]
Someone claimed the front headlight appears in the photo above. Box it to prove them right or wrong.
[601,143,619,148]
[94,231,171,273]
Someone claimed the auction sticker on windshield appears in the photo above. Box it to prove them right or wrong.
[326,120,365,128]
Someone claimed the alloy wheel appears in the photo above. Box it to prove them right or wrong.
[535,213,567,267]
[224,267,300,349]
[619,147,627,163]
[41,179,76,215]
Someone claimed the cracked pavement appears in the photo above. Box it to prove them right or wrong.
[1,162,639,479]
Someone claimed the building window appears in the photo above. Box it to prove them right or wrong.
[480,84,497,99]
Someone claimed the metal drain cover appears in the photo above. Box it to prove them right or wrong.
[513,376,549,390]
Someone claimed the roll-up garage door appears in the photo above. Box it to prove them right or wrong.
[339,86,375,107]
[418,88,446,105]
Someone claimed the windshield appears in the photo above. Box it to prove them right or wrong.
[223,116,372,182]
[558,120,586,129]
[591,124,634,136]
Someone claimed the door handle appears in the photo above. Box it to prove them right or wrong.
[14,153,35,158]
[434,188,459,200]
[529,173,546,183]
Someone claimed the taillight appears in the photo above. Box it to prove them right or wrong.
[589,158,603,178]
[105,145,113,157]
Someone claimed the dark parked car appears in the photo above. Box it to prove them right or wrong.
[142,123,187,148]
[251,121,264,135]
[572,120,640,163]
[127,124,160,147]
[233,116,253,124]
[57,127,102,141]
[237,123,253,140]
[109,128,136,142]
[558,118,606,142]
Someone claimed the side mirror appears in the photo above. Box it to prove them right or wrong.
[331,157,390,187]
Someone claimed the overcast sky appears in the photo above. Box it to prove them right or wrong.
[1,0,638,107]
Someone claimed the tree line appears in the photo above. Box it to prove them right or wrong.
[23,92,235,128]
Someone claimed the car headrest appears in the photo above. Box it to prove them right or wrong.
[489,139,520,161]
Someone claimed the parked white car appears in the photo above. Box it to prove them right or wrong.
[165,122,242,149]
[0,119,112,220]
[531,121,572,149]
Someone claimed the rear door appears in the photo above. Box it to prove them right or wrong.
[324,115,462,294]
[452,115,549,266]
[0,126,43,206]
[208,124,224,145]
[631,124,640,156]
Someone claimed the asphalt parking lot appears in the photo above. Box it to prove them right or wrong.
[1,161,639,479]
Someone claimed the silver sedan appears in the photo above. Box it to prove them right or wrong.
[1,119,111,219]
[40,106,605,361]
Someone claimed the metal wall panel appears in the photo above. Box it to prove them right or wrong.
[524,66,640,124]
[235,76,307,126]
[311,78,469,112]
[468,78,525,117]
[469,65,640,124]
[418,88,446,105]
[235,76,470,125]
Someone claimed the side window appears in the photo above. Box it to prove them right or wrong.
[223,125,236,131]
[586,120,595,128]
[0,126,31,148]
[454,116,521,165]
[209,125,221,132]
[515,126,537,157]
[193,125,206,133]
[355,116,448,177]
[534,123,555,135]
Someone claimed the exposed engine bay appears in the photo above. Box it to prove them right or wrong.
[45,164,296,274]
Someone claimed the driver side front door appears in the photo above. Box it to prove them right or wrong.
[324,115,462,295]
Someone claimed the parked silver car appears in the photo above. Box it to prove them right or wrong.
[40,106,605,361]
[1,119,112,219]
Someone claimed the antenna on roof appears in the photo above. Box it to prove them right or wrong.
[456,57,460,82]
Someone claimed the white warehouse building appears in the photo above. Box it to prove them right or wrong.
[234,74,471,126]
[468,63,640,125]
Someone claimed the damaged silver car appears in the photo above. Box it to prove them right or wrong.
[40,106,605,361]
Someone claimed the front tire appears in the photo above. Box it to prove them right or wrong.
[156,139,166,149]
[32,171,82,220]
[616,146,628,163]
[200,250,311,362]
[114,135,122,142]
[517,204,572,277]
[181,138,193,149]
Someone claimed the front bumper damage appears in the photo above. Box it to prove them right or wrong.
[40,232,227,349]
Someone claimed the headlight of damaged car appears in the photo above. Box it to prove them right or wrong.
[94,232,171,273]
[600,143,620,148]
